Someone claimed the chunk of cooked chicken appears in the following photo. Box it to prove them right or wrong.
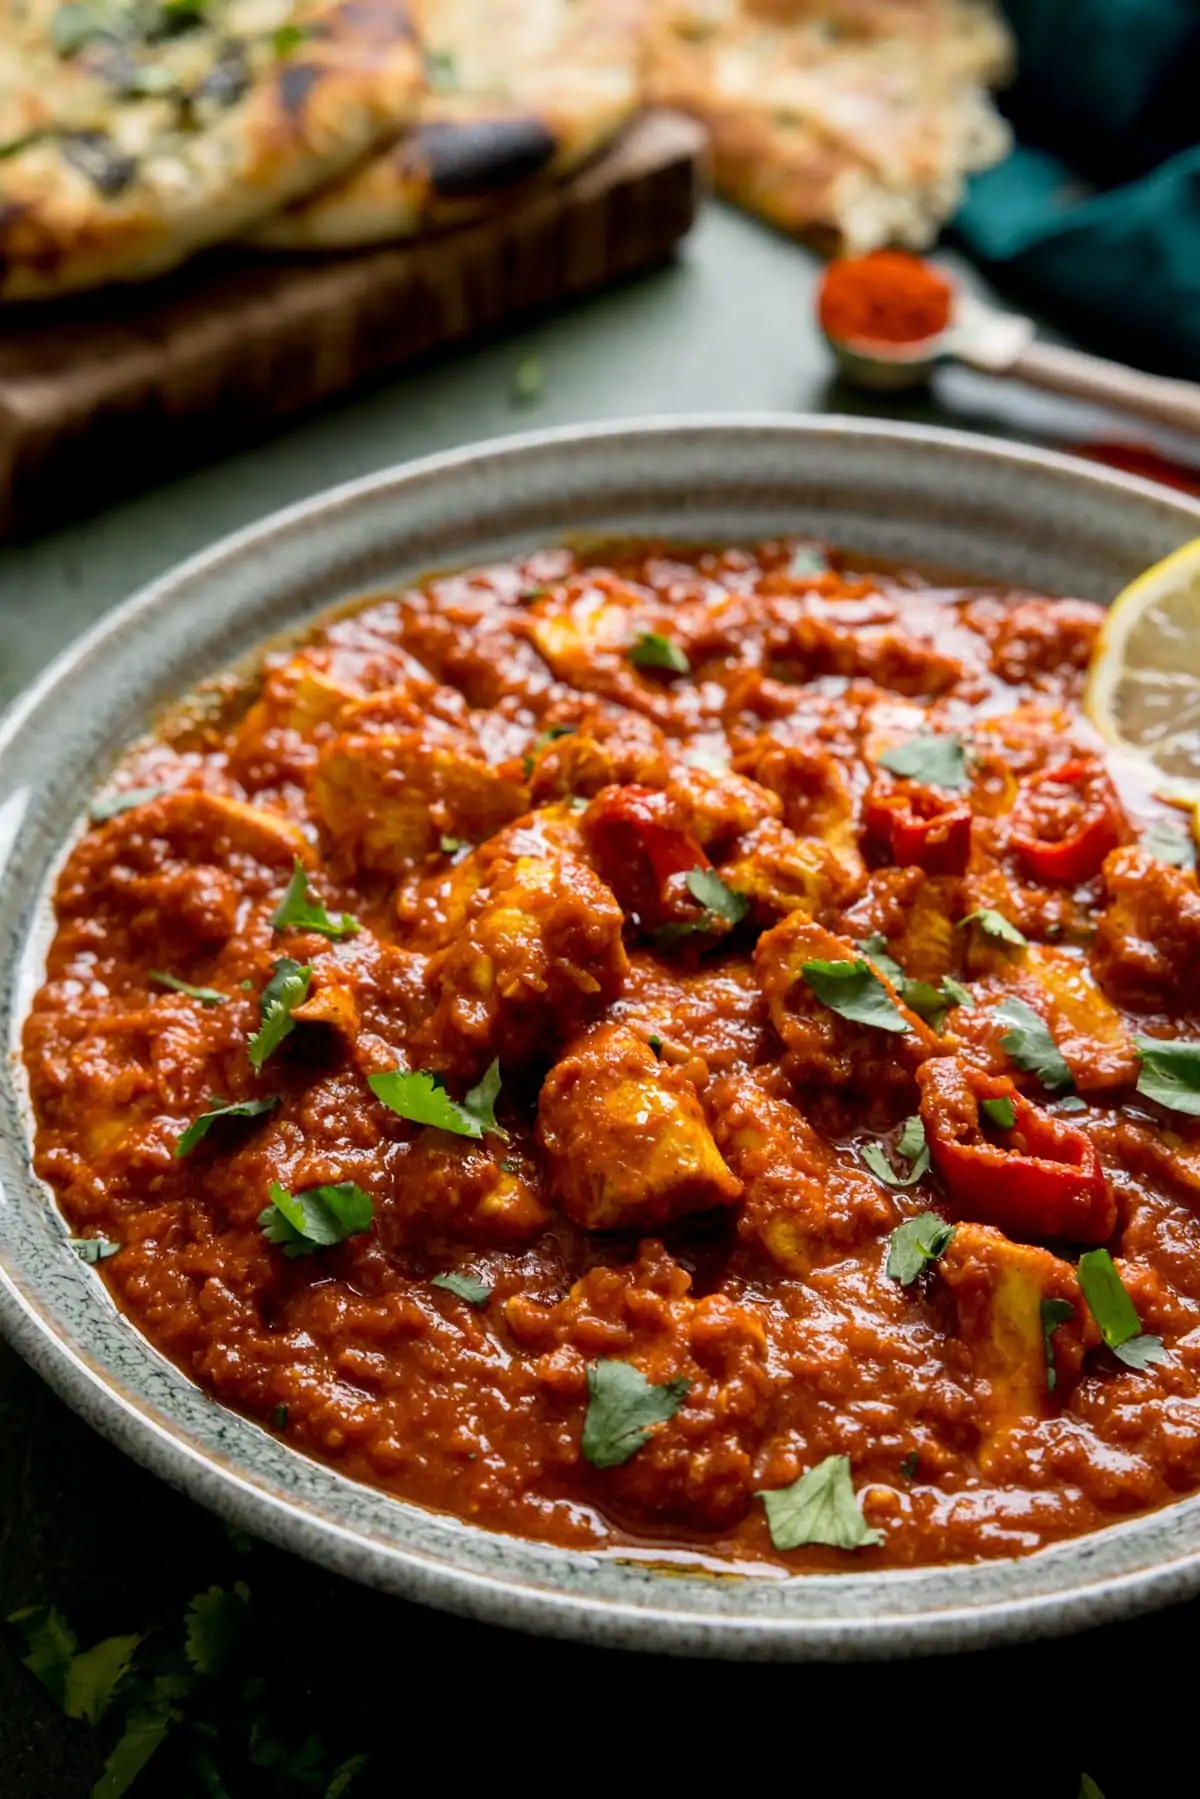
[753,912,938,1093]
[537,1024,741,1231]
[420,853,628,1074]
[709,1072,896,1274]
[1092,846,1200,1010]
[312,730,529,877]
[938,1222,1097,1469]
[720,819,858,923]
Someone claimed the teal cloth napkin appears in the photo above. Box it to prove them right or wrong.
[954,0,1200,381]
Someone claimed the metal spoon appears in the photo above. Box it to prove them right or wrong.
[824,290,1200,436]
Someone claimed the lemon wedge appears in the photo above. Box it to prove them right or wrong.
[1085,537,1200,790]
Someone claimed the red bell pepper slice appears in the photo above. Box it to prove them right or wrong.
[582,784,711,925]
[1010,759,1124,886]
[864,782,972,875]
[917,1058,1115,1245]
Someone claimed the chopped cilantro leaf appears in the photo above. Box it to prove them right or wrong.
[648,1034,663,1057]
[439,835,467,855]
[686,866,749,925]
[69,1236,120,1264]
[801,958,909,1033]
[175,1096,280,1158]
[628,632,690,675]
[980,1095,1016,1129]
[1133,1036,1200,1116]
[995,997,1073,1092]
[271,860,359,941]
[247,958,311,1072]
[512,353,544,402]
[1058,1094,1089,1113]
[786,545,828,577]
[861,1116,930,1189]
[8,1605,78,1706]
[1141,818,1196,867]
[431,1271,492,1307]
[758,1454,883,1552]
[273,20,314,54]
[8,1605,139,1724]
[859,933,904,985]
[1079,1779,1106,1799]
[425,47,458,91]
[886,1212,955,1284]
[899,1451,919,1481]
[1041,1296,1074,1393]
[149,970,226,1006]
[958,907,1027,947]
[900,978,950,1032]
[368,1058,508,1141]
[581,1360,689,1469]
[941,974,973,1007]
[273,1403,289,1430]
[89,784,167,822]
[878,732,968,789]
[258,1181,373,1258]
[1077,1248,1166,1370]
[524,722,576,777]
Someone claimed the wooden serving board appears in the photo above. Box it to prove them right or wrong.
[0,109,707,540]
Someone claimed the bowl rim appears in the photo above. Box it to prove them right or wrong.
[5,412,1200,1662]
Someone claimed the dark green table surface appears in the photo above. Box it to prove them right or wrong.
[0,205,1190,1798]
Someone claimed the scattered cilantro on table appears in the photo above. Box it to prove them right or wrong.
[758,1454,883,1552]
[580,1360,689,1469]
[368,1059,508,1141]
[271,860,359,941]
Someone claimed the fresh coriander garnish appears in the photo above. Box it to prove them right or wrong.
[958,907,1027,947]
[980,1095,1016,1129]
[686,867,749,926]
[899,978,951,1032]
[439,834,467,855]
[369,1058,508,1141]
[69,1237,120,1264]
[580,1360,689,1469]
[273,20,315,54]
[648,1034,663,1057]
[8,1602,139,1723]
[523,722,576,777]
[995,996,1073,1092]
[861,1116,930,1189]
[786,545,828,577]
[758,1454,883,1552]
[273,1403,289,1429]
[878,732,968,790]
[425,47,458,91]
[899,1450,919,1481]
[1076,1248,1166,1371]
[271,859,359,940]
[149,970,226,1006]
[858,938,965,1029]
[885,1212,956,1284]
[184,1584,248,1680]
[859,933,904,985]
[627,632,690,675]
[1058,1094,1088,1113]
[431,1271,492,1307]
[1141,818,1196,867]
[247,957,311,1072]
[1133,1036,1200,1116]
[512,353,544,402]
[88,783,167,822]
[258,1180,373,1258]
[800,958,909,1033]
[941,975,973,1007]
[174,1096,280,1158]
[1041,1296,1074,1393]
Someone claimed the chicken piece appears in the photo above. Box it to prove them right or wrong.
[292,980,360,1043]
[732,735,862,876]
[1092,847,1200,1011]
[528,580,640,687]
[312,730,529,878]
[753,912,939,1094]
[664,764,782,851]
[709,1072,896,1274]
[1014,947,1137,1094]
[720,819,859,923]
[382,1131,550,1245]
[938,1223,1098,1469]
[581,784,715,934]
[527,710,671,804]
[838,869,960,985]
[537,1024,741,1231]
[421,853,628,1074]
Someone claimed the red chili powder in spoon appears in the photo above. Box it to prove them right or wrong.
[818,250,954,346]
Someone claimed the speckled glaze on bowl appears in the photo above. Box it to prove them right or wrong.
[4,417,1200,1661]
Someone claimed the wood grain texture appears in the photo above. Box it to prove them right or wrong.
[0,110,707,539]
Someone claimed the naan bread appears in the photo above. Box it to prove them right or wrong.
[646,0,1012,251]
[251,0,645,251]
[0,0,424,298]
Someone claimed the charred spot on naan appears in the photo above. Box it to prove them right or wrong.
[414,116,559,198]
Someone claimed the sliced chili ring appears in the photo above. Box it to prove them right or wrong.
[864,781,972,875]
[917,1057,1115,1245]
[1010,759,1124,885]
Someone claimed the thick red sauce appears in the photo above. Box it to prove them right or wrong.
[23,539,1200,1572]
